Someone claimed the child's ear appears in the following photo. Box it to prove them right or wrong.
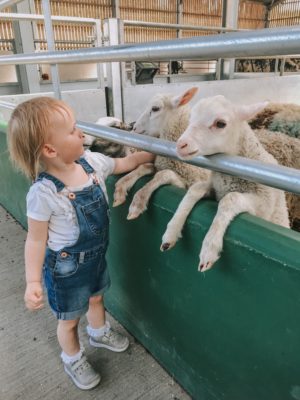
[42,144,57,158]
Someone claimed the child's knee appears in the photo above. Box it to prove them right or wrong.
[58,318,79,331]
[89,295,103,306]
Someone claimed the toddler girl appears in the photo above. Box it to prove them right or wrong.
[7,97,154,390]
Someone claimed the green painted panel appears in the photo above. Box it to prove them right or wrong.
[1,124,300,399]
[0,128,29,228]
[105,180,300,400]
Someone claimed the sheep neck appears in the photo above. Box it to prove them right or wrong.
[236,122,268,161]
[161,106,190,142]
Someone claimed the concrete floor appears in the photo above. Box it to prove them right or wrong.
[0,205,191,400]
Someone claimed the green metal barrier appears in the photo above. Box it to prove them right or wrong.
[1,124,300,400]
[0,127,29,228]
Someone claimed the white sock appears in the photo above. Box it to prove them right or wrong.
[87,321,111,338]
[61,343,84,364]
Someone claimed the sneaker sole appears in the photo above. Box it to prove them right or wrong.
[64,365,101,390]
[89,337,129,352]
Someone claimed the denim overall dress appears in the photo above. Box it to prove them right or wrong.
[38,158,111,320]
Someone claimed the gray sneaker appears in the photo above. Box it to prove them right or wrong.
[89,327,129,352]
[63,355,101,390]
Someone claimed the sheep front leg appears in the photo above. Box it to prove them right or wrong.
[113,163,156,207]
[199,191,257,272]
[161,181,211,251]
[127,170,186,220]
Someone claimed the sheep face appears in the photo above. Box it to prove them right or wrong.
[133,95,169,138]
[132,87,198,139]
[176,95,236,159]
[176,96,269,159]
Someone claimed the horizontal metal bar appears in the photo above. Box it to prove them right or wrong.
[0,0,24,11]
[1,26,300,65]
[34,39,94,45]
[0,11,98,24]
[77,121,300,195]
[0,101,15,110]
[123,19,247,32]
[1,100,300,194]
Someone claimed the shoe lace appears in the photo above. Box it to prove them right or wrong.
[103,329,119,345]
[72,357,90,375]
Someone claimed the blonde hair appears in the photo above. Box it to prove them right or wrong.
[7,96,71,180]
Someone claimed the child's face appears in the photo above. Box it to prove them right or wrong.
[47,106,85,163]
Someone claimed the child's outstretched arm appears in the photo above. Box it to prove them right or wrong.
[113,151,155,175]
[24,218,48,311]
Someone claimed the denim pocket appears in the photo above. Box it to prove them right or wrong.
[82,198,109,236]
[54,252,78,278]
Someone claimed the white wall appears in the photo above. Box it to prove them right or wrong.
[123,75,300,122]
[40,63,98,82]
[0,88,107,123]
[0,52,18,84]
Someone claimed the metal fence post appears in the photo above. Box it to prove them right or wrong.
[221,0,239,79]
[11,1,40,93]
[103,18,123,120]
[41,0,61,99]
[94,19,105,89]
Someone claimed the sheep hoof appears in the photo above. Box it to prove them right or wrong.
[113,199,125,207]
[160,242,174,251]
[198,261,213,272]
[160,243,170,251]
[127,212,140,220]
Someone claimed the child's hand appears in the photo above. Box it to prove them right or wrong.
[113,151,155,174]
[24,282,44,311]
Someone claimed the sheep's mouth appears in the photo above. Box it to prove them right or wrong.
[187,150,198,156]
[177,148,199,160]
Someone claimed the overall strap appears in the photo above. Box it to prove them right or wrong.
[36,172,65,192]
[76,157,95,174]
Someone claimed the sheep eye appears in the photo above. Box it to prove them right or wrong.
[215,120,226,129]
[151,106,160,112]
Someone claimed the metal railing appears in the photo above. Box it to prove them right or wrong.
[1,99,300,195]
[1,26,300,65]
[123,20,247,32]
[0,0,23,10]
[0,10,104,92]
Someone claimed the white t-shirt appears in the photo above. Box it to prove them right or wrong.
[26,150,115,251]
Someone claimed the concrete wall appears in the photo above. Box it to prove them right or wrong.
[0,88,107,123]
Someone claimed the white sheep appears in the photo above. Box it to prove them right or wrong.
[113,88,211,219]
[161,95,290,272]
[255,129,300,230]
[84,116,132,157]
[248,101,300,230]
[113,91,300,230]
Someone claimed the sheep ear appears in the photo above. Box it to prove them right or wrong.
[171,87,199,108]
[237,101,269,121]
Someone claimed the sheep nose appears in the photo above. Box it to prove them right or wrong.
[177,140,188,150]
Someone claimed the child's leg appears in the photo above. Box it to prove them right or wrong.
[86,295,105,328]
[57,319,80,355]
[58,318,101,390]
[86,295,129,352]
